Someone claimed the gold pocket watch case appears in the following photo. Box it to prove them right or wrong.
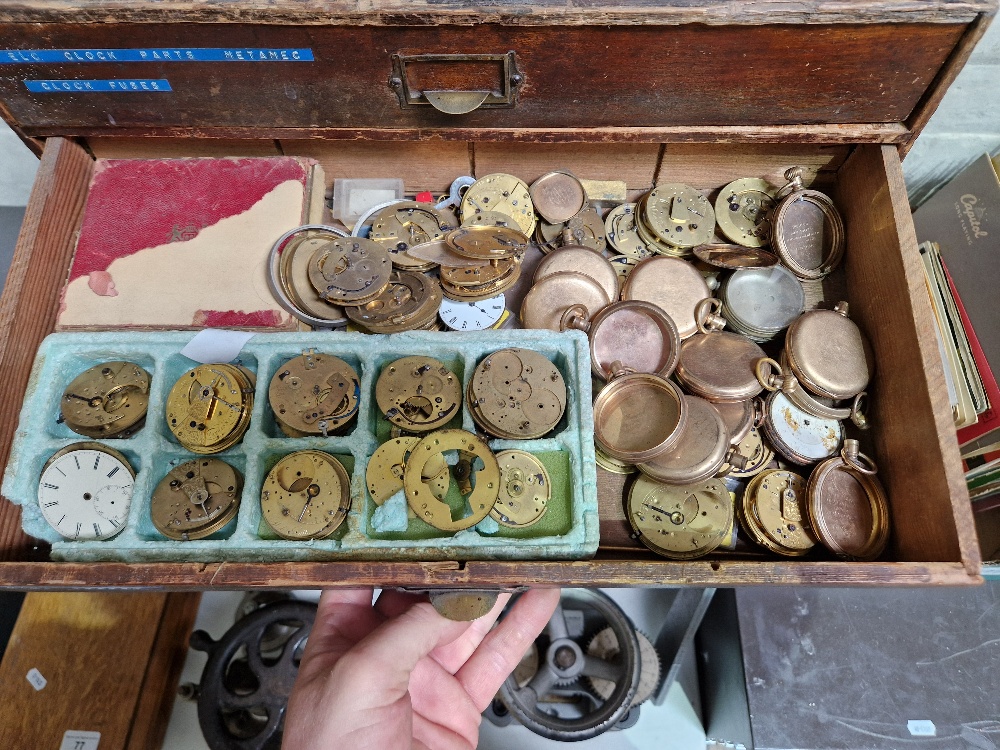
[771,167,845,280]
[529,171,587,224]
[621,256,711,339]
[60,361,150,439]
[627,474,733,560]
[636,395,737,485]
[534,245,620,303]
[593,372,687,463]
[151,457,243,541]
[784,301,874,401]
[520,270,611,332]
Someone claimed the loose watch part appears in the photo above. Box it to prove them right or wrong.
[722,426,774,479]
[533,245,620,304]
[562,206,608,254]
[307,236,392,306]
[714,178,776,248]
[806,439,890,560]
[637,395,738,485]
[367,201,458,269]
[38,442,135,541]
[440,257,522,302]
[376,356,462,433]
[403,429,500,531]
[741,468,816,556]
[760,390,843,466]
[595,446,636,475]
[520,271,611,332]
[622,256,711,339]
[166,364,255,454]
[529,171,587,224]
[627,474,733,559]
[608,254,639,284]
[268,351,360,437]
[784,301,873,401]
[445,224,529,261]
[366,436,450,506]
[405,238,492,268]
[641,183,716,249]
[586,627,662,706]
[719,265,804,342]
[490,450,551,528]
[605,203,652,260]
[771,167,845,280]
[692,243,779,270]
[460,173,536,236]
[60,361,150,439]
[439,294,506,331]
[593,372,687,463]
[468,348,567,440]
[150,458,243,541]
[562,300,681,381]
[261,451,351,540]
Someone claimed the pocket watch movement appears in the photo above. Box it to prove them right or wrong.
[307,236,393,306]
[345,270,443,333]
[467,348,567,439]
[806,439,890,560]
[771,167,845,280]
[445,224,529,261]
[627,474,733,559]
[740,468,816,556]
[722,425,774,479]
[268,351,360,437]
[269,225,351,328]
[714,178,776,248]
[490,450,551,528]
[605,203,652,260]
[460,173,536,236]
[621,256,711,339]
[38,442,135,541]
[166,364,255,454]
[760,390,843,465]
[376,356,462,433]
[640,183,716,250]
[367,201,458,268]
[60,361,151,439]
[150,457,243,541]
[261,451,351,540]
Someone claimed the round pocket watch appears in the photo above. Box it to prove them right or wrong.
[783,301,873,401]
[806,439,890,560]
[150,457,243,541]
[166,363,255,454]
[376,356,462,433]
[692,243,779,270]
[760,390,844,465]
[261,451,351,540]
[38,442,135,541]
[674,299,767,403]
[529,171,587,224]
[268,351,360,437]
[60,361,150,439]
[460,173,536,236]
[403,429,500,532]
[439,293,507,331]
[490,450,551,528]
[714,178,776,248]
[467,348,567,440]
[637,395,745,485]
[755,356,869,429]
[593,370,688,464]
[307,236,393,306]
[520,271,611,332]
[641,183,716,250]
[621,256,711,339]
[627,474,733,560]
[771,166,845,280]
[561,300,681,381]
[740,468,816,557]
[719,265,805,342]
[534,245,620,303]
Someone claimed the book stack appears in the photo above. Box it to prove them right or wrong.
[913,154,1000,557]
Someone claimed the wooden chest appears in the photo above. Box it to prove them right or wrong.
[0,0,994,589]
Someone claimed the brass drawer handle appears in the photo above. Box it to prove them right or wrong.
[389,51,523,114]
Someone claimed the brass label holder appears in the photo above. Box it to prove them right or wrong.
[389,51,523,114]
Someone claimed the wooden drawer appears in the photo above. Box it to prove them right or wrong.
[0,136,982,588]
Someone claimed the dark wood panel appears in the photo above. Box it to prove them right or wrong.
[0,0,990,26]
[0,22,966,132]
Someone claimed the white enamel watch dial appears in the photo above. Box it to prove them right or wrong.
[439,293,506,331]
[38,443,135,540]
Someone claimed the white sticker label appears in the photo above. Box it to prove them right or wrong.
[25,668,46,691]
[60,731,100,750]
[907,720,937,737]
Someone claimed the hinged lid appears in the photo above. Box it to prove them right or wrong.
[0,0,995,146]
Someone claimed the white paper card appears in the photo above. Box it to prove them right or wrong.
[180,329,256,364]
[60,730,101,750]
[25,668,46,691]
[907,720,937,737]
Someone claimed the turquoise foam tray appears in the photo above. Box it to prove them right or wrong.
[2,330,597,563]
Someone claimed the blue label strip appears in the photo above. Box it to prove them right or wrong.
[1,48,314,64]
[26,79,172,93]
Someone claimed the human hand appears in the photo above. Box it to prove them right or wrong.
[282,587,561,750]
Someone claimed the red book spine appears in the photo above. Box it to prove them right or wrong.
[943,260,1000,446]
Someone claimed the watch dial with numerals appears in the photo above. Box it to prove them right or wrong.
[38,445,135,541]
[439,293,506,331]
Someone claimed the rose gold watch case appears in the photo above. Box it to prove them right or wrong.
[621,256,711,339]
[637,395,731,485]
[675,330,766,402]
[581,300,682,381]
[593,373,688,463]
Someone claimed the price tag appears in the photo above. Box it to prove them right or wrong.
[60,730,100,750]
[907,720,937,737]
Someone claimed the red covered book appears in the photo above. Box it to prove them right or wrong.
[57,156,323,330]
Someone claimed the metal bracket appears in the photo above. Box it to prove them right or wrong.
[389,51,523,114]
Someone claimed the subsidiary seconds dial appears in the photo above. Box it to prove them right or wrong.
[38,443,135,540]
